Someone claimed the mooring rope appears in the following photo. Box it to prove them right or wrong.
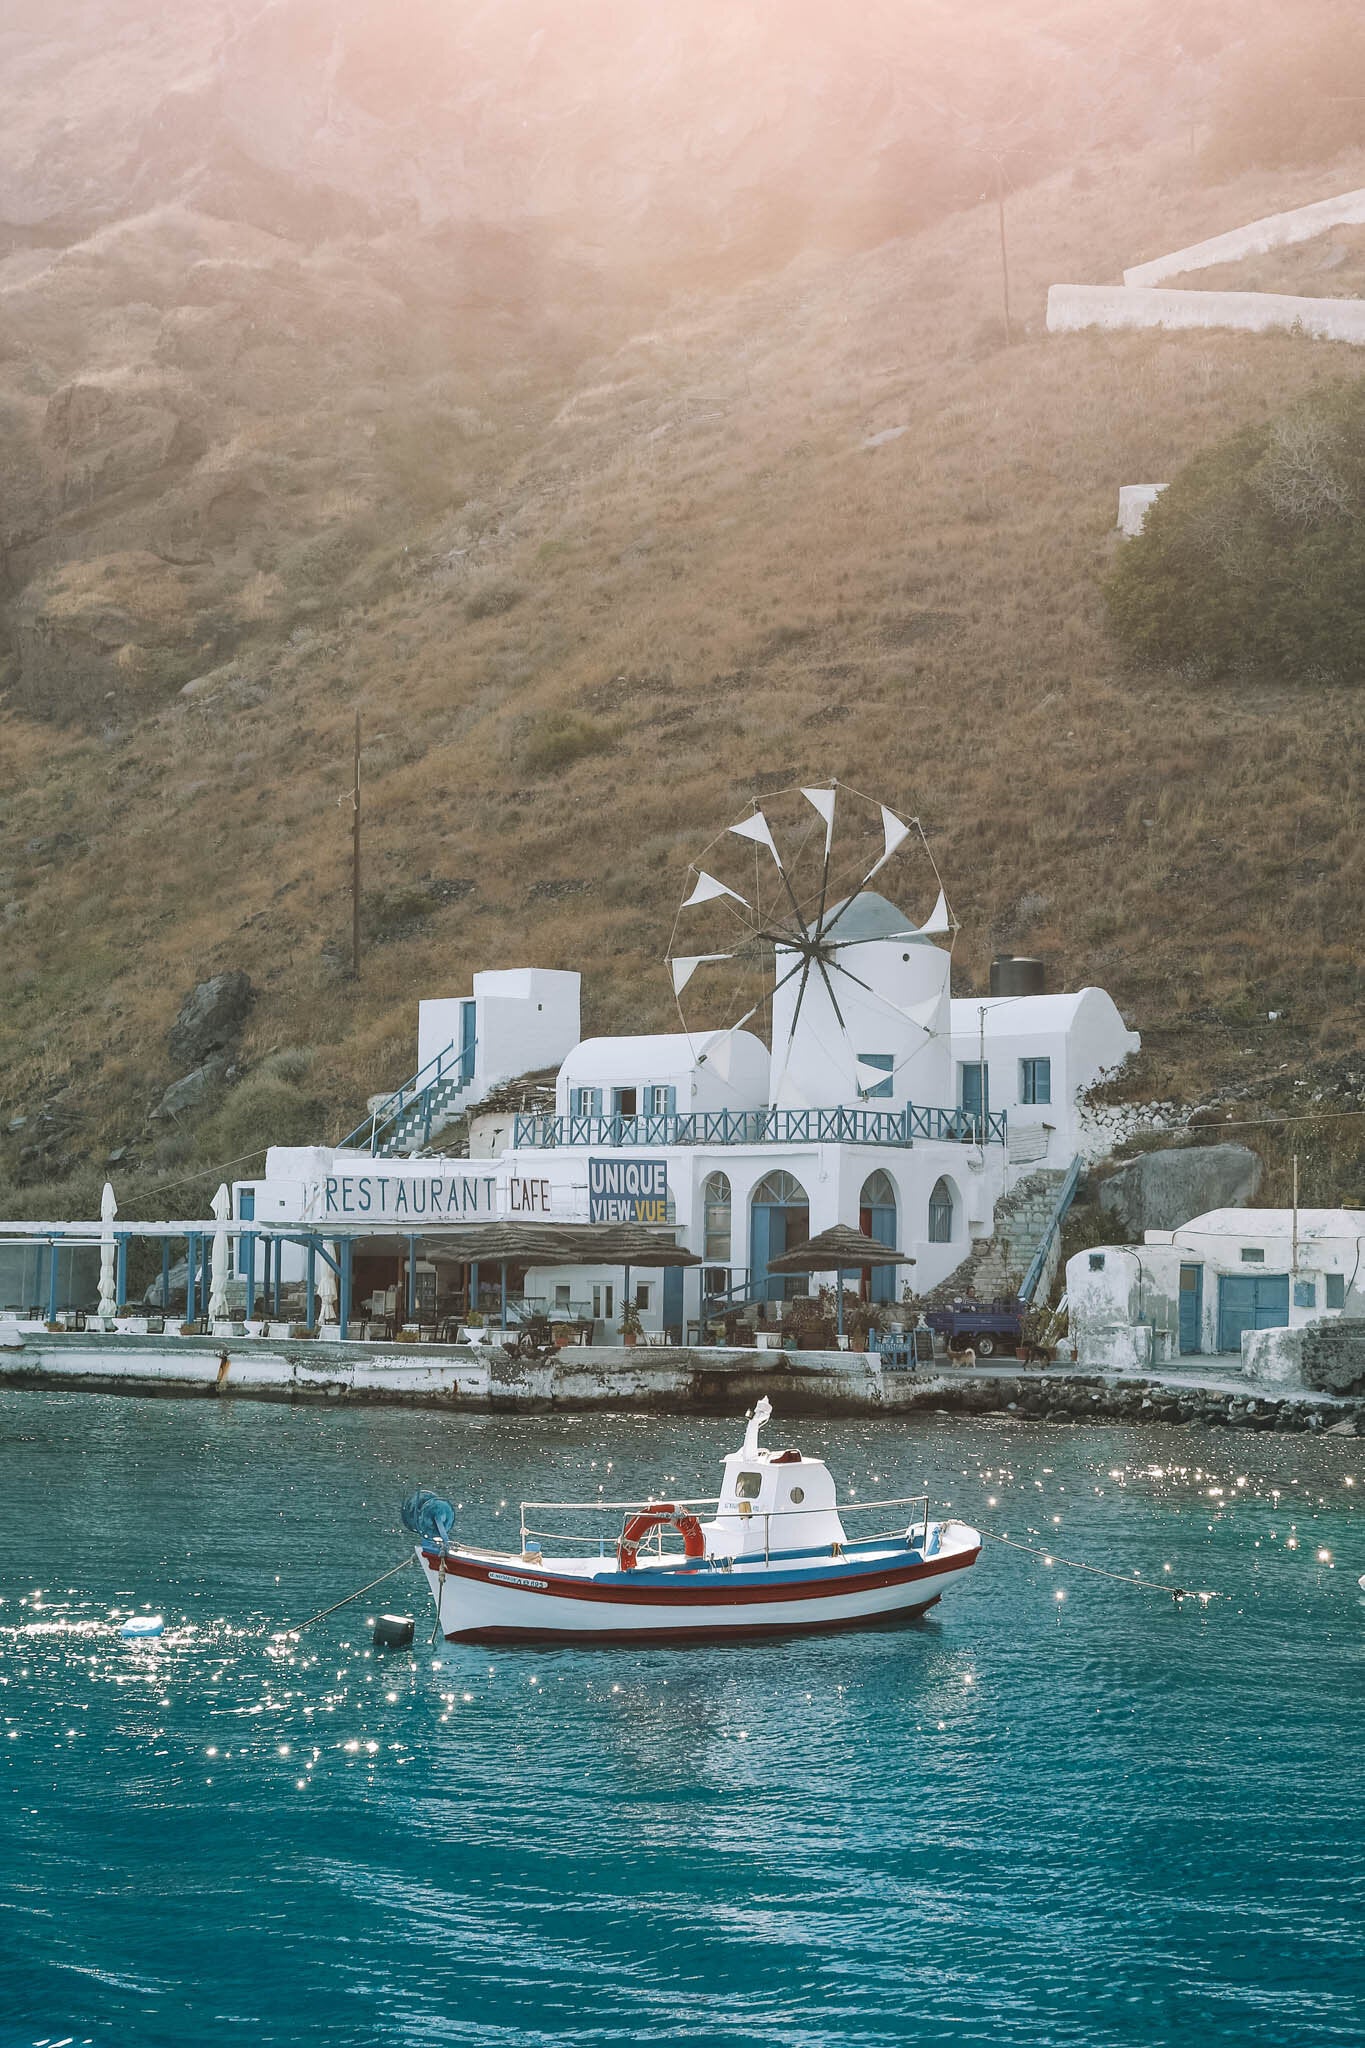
[976,1527,1222,1604]
[273,1556,416,1639]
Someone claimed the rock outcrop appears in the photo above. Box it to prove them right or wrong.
[1098,1144,1262,1236]
[167,972,254,1072]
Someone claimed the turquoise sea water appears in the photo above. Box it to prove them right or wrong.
[0,1389,1362,2048]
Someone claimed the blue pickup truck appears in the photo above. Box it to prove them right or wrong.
[924,1298,1025,1358]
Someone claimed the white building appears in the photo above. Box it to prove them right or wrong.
[949,989,1140,1167]
[235,895,1139,1343]
[1067,1207,1365,1370]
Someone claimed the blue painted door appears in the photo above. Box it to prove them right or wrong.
[1178,1264,1203,1355]
[459,1000,476,1085]
[662,1265,684,1338]
[750,1202,778,1304]
[750,1199,809,1303]
[1217,1273,1289,1353]
[860,1202,898,1304]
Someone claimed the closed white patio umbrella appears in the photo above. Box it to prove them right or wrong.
[316,1244,339,1328]
[98,1180,118,1320]
[208,1183,231,1324]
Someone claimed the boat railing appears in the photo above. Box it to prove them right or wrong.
[519,1494,931,1561]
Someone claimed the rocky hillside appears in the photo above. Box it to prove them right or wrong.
[1,0,1363,1222]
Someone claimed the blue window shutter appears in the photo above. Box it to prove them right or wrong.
[1326,1273,1346,1309]
[665,1085,677,1117]
[592,1088,603,1116]
[237,1188,255,1221]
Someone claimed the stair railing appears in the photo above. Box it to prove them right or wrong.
[1018,1155,1084,1306]
[339,1037,476,1156]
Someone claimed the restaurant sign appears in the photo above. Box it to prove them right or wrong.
[310,1170,557,1225]
[588,1157,669,1224]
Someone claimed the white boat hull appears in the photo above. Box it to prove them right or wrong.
[417,1526,981,1643]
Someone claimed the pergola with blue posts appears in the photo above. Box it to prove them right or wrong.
[0,1214,701,1342]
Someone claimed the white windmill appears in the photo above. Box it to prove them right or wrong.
[667,784,958,1113]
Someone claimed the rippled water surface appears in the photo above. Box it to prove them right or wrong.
[1,1389,1362,2047]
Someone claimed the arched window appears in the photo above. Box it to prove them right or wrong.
[752,1170,809,1207]
[703,1172,732,1265]
[928,1177,954,1244]
[860,1170,896,1210]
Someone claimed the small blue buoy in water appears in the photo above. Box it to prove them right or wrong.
[119,1614,164,1640]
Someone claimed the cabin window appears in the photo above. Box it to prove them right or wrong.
[613,1087,638,1117]
[571,1087,602,1118]
[554,1284,571,1308]
[1326,1274,1346,1309]
[1294,1279,1316,1308]
[1089,1252,1106,1271]
[645,1084,675,1117]
[789,1485,806,1505]
[635,1283,651,1311]
[1240,1248,1265,1264]
[735,1472,763,1499]
[1020,1056,1052,1105]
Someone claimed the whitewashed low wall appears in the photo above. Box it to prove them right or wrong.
[1048,283,1365,345]
[1124,188,1365,288]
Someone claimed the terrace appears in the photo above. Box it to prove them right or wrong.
[512,1105,1007,1150]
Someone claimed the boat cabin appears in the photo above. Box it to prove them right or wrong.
[700,1400,846,1556]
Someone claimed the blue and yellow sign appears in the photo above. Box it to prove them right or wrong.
[589,1157,669,1224]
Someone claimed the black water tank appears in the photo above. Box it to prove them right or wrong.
[990,956,1046,997]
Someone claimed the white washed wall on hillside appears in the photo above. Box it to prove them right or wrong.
[1124,188,1365,287]
[1047,283,1365,345]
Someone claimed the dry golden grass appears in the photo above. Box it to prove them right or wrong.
[3,136,1365,1204]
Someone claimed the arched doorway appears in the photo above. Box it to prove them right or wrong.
[859,1169,898,1303]
[750,1169,810,1303]
[928,1176,955,1245]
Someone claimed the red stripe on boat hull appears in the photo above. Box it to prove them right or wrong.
[421,1545,979,1607]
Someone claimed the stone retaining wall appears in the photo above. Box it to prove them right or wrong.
[2,1332,1361,1431]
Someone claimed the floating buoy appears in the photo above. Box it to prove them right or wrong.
[119,1614,164,1640]
[372,1612,415,1649]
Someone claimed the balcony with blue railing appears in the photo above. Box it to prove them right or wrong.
[512,1104,1007,1151]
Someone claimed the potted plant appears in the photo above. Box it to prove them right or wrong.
[620,1299,644,1346]
[848,1300,874,1353]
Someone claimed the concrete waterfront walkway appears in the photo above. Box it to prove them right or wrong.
[0,1327,1360,1431]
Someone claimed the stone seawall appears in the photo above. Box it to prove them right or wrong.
[1,1332,1361,1431]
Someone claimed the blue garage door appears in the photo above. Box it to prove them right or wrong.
[1217,1273,1289,1354]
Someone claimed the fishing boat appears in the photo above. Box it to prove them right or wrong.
[403,1399,981,1643]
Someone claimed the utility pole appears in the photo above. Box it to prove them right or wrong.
[351,710,361,981]
[993,155,1012,347]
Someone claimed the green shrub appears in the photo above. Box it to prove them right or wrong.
[518,710,610,774]
[198,1076,330,1164]
[1105,378,1365,681]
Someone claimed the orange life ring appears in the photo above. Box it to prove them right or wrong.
[617,1502,706,1571]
